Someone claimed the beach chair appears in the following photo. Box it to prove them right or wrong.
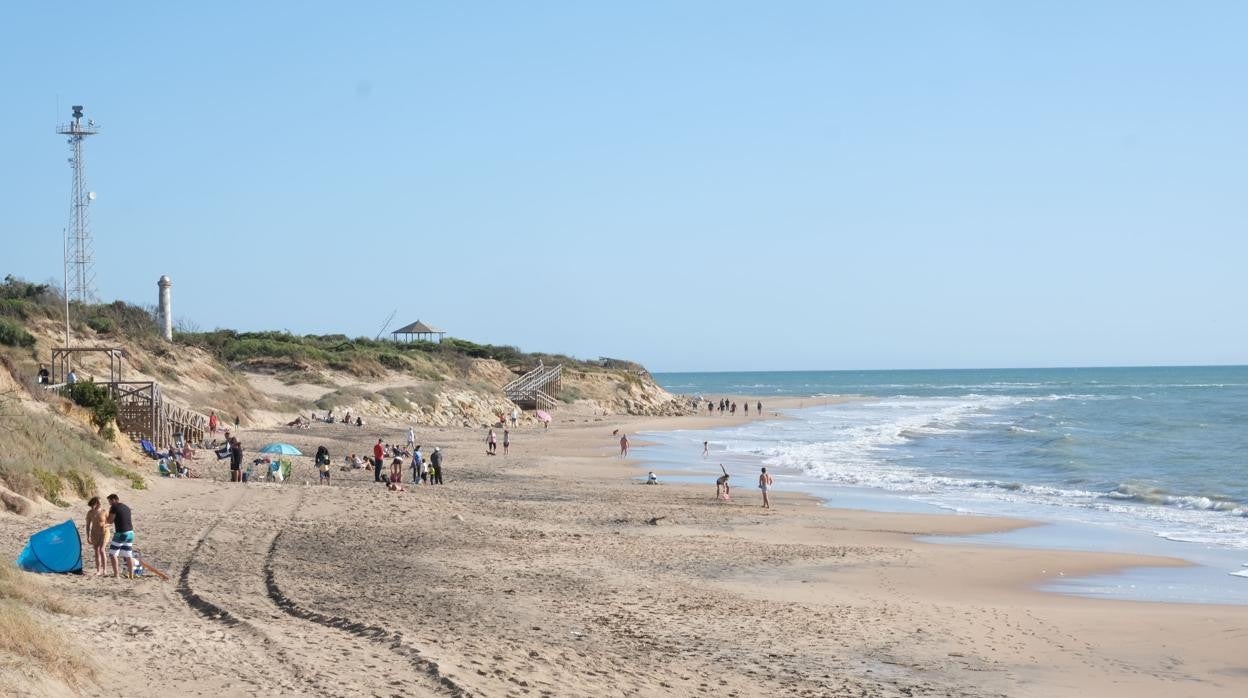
[140,439,161,459]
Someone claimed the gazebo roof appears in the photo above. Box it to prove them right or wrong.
[392,320,444,335]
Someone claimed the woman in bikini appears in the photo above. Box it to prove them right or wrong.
[84,496,108,576]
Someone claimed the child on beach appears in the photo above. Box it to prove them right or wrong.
[84,496,107,576]
[319,458,331,484]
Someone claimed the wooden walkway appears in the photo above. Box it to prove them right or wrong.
[503,363,563,411]
[45,346,207,448]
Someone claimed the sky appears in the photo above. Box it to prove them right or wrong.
[2,2,1245,372]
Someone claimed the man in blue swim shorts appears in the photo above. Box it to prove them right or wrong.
[106,493,137,579]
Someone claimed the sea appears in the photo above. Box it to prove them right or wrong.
[644,366,1248,604]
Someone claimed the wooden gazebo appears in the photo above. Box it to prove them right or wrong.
[391,320,446,344]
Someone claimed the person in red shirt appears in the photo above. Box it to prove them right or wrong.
[372,439,384,482]
[208,412,218,436]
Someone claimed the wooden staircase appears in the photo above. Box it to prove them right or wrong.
[503,363,563,411]
[111,382,208,448]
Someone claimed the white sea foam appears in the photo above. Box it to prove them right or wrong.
[703,393,1248,551]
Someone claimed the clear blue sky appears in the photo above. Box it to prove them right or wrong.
[3,2,1245,371]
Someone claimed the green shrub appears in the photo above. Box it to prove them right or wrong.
[31,469,68,507]
[559,386,584,404]
[0,298,30,319]
[66,382,117,431]
[85,316,115,334]
[0,318,35,348]
[377,353,407,370]
[63,470,97,499]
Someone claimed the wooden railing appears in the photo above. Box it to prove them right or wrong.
[504,364,563,410]
[108,381,207,449]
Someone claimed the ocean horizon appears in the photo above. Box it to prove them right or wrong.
[650,366,1248,602]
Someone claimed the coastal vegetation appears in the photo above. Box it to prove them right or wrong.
[0,563,94,693]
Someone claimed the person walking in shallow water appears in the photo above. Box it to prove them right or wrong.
[702,441,709,458]
[759,467,773,509]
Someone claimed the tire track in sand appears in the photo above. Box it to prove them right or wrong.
[264,528,472,697]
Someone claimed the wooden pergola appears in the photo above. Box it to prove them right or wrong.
[391,320,446,343]
[49,346,125,385]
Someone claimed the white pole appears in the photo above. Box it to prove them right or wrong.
[63,227,70,348]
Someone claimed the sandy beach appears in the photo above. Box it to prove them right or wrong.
[4,402,1248,697]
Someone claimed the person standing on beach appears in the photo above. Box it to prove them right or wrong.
[85,496,107,576]
[105,494,137,578]
[390,456,404,484]
[702,441,709,457]
[758,467,773,509]
[208,412,218,437]
[757,400,762,415]
[511,408,519,428]
[619,433,629,457]
[502,429,510,456]
[487,429,497,455]
[715,465,731,501]
[744,402,749,416]
[373,439,385,482]
[410,445,423,482]
[431,447,443,484]
[406,425,415,448]
[229,437,243,482]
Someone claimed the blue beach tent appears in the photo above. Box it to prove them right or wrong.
[15,519,83,574]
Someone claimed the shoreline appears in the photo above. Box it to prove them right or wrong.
[3,401,1247,696]
[642,391,1248,605]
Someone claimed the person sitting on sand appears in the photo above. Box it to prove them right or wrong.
[386,478,405,492]
[355,416,364,427]
[716,465,731,501]
[646,471,659,485]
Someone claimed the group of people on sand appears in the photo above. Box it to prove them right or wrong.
[712,464,774,508]
[485,428,510,456]
[361,434,444,490]
[83,494,141,578]
[706,398,763,417]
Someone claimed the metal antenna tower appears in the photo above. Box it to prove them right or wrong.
[56,105,100,304]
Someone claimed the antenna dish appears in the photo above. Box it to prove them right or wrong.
[87,192,97,201]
